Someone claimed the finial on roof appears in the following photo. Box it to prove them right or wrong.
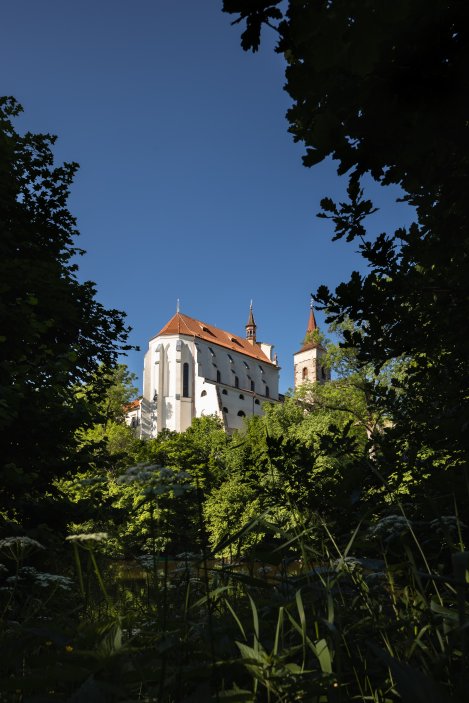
[176,298,180,313]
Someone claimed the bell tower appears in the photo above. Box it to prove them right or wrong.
[293,299,330,389]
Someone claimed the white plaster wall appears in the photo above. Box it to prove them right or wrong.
[142,333,280,437]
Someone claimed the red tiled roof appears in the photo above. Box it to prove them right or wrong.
[153,312,275,365]
[124,399,141,411]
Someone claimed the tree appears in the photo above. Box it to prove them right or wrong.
[224,2,469,502]
[0,98,132,526]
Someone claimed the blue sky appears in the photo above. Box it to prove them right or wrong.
[2,0,413,392]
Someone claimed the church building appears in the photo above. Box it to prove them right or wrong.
[140,305,280,436]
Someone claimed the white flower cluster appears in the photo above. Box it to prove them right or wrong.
[368,515,412,543]
[6,566,73,590]
[66,532,108,543]
[429,516,466,534]
[0,536,45,559]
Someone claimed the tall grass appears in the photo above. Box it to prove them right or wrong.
[0,504,467,702]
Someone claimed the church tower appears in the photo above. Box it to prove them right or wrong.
[293,299,330,389]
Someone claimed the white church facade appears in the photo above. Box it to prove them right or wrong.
[128,301,328,437]
[140,305,280,436]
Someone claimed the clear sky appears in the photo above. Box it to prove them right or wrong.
[2,0,413,392]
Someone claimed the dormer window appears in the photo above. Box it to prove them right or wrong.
[201,325,216,337]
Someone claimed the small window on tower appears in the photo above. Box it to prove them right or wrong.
[302,367,308,380]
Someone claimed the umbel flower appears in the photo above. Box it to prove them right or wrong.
[66,533,108,543]
[0,536,45,562]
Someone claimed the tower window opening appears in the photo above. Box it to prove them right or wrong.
[302,367,308,380]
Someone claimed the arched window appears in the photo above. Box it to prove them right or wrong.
[235,375,239,388]
[222,407,228,413]
[216,370,221,383]
[237,411,246,417]
[239,394,244,400]
[183,362,189,397]
[201,390,207,397]
[222,389,227,395]
[302,367,308,380]
[254,399,260,405]
[265,386,270,398]
[250,380,255,392]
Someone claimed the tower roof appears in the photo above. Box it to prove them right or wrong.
[306,303,317,334]
[246,301,256,328]
[295,299,321,354]
[153,312,275,365]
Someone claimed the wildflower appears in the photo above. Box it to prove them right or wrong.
[65,644,73,653]
[430,516,466,535]
[0,536,44,561]
[367,515,412,543]
[66,532,108,543]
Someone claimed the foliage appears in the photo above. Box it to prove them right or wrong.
[0,98,132,527]
[223,0,469,511]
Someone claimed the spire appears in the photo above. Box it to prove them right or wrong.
[307,295,317,335]
[245,300,257,344]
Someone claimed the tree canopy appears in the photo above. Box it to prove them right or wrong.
[0,98,132,524]
[224,1,469,483]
